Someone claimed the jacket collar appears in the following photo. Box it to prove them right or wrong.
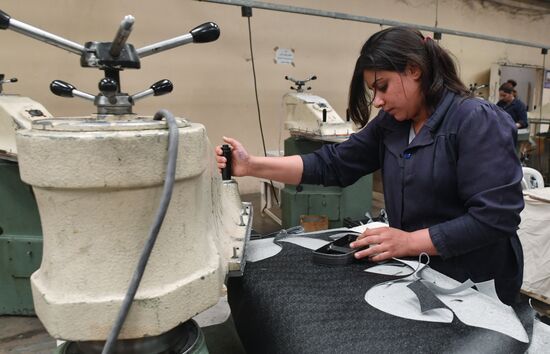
[423,90,456,134]
[378,90,458,152]
[376,90,456,132]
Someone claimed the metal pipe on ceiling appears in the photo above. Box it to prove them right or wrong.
[197,0,550,50]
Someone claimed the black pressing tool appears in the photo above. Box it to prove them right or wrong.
[221,144,232,180]
[312,233,363,266]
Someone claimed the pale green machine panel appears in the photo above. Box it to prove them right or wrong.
[0,160,43,315]
[281,137,372,229]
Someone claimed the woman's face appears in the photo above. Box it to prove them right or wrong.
[499,90,514,104]
[363,68,425,122]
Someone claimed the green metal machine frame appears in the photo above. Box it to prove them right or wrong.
[281,137,372,229]
[0,159,43,315]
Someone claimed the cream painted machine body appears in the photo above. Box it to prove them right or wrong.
[283,92,355,143]
[22,114,251,341]
[2,106,251,341]
[0,10,251,344]
[0,94,53,160]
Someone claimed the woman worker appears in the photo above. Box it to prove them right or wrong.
[498,82,529,129]
[216,27,524,305]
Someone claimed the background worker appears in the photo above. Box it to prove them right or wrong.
[498,82,528,129]
[216,27,524,305]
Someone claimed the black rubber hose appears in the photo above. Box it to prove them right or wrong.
[102,109,179,354]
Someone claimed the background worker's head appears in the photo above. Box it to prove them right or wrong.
[506,79,518,97]
[499,83,515,103]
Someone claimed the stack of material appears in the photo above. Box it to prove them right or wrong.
[519,187,550,303]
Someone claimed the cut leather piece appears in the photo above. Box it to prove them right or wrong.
[397,261,529,343]
[407,280,449,313]
[365,277,454,323]
[420,278,475,295]
[474,279,500,301]
[365,258,529,343]
[245,237,282,262]
[246,233,334,263]
[364,263,413,277]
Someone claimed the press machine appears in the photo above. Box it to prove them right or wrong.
[0,10,251,354]
[0,75,48,316]
[280,75,373,228]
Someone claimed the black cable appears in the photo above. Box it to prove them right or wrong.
[246,15,280,206]
[102,109,179,354]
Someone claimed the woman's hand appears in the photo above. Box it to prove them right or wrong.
[350,227,438,262]
[215,136,251,177]
[350,227,413,262]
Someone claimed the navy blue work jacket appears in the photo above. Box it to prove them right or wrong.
[301,91,524,304]
[497,98,528,128]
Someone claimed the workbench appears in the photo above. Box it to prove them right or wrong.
[228,243,533,354]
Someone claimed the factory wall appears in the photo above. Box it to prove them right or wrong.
[2,0,550,193]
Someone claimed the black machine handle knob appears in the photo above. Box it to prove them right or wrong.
[50,80,95,101]
[190,22,220,43]
[221,144,232,181]
[98,78,118,95]
[151,79,173,96]
[50,80,76,97]
[0,9,11,30]
[131,79,173,101]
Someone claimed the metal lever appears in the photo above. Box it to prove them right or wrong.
[50,80,95,101]
[136,22,220,58]
[131,79,173,101]
[0,9,85,55]
[0,77,17,84]
[0,74,17,94]
[285,75,317,92]
[110,15,135,58]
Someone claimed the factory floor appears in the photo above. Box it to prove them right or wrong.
[0,185,385,354]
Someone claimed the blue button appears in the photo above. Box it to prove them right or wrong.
[404,152,413,159]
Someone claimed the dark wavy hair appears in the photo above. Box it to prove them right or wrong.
[348,27,469,127]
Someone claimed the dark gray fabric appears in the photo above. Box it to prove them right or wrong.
[407,280,448,313]
[228,243,533,354]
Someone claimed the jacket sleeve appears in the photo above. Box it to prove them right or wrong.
[300,114,383,187]
[518,102,528,128]
[429,103,524,259]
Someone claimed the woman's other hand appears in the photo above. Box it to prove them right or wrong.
[350,227,437,262]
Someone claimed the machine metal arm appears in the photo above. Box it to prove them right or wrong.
[109,15,135,58]
[0,9,86,55]
[136,22,220,58]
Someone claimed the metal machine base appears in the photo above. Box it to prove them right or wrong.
[54,320,208,354]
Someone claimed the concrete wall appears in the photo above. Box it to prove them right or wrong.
[1,0,550,192]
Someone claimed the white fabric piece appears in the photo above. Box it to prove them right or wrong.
[245,235,331,263]
[278,237,330,250]
[474,280,500,301]
[193,295,231,327]
[365,259,529,343]
[364,263,412,277]
[349,221,389,234]
[245,237,282,262]
[245,228,355,263]
[421,278,475,295]
[365,279,454,323]
[527,316,550,353]
[518,187,550,300]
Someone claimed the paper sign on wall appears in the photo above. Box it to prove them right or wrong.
[274,47,295,66]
